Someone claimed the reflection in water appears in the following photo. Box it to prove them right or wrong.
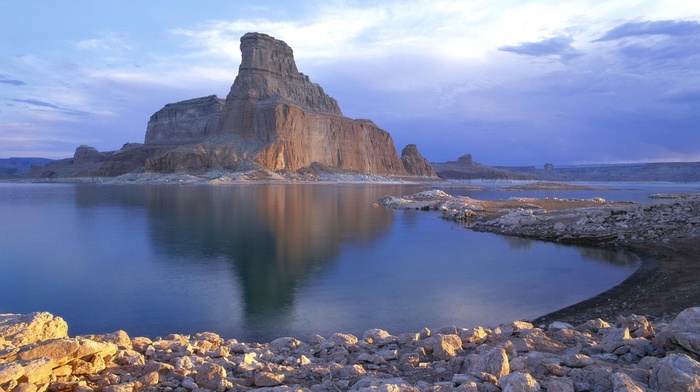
[142,185,396,329]
[0,183,639,341]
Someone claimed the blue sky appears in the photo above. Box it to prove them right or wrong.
[1,1,699,166]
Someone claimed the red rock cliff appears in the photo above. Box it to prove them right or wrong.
[217,33,406,175]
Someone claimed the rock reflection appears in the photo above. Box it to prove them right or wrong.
[142,184,396,325]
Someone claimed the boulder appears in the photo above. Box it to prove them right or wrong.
[650,353,700,391]
[0,313,68,348]
[670,307,700,355]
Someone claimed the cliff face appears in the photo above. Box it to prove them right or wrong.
[145,95,224,144]
[30,32,428,178]
[401,144,437,177]
[215,32,406,175]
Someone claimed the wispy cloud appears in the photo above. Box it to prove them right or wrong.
[595,20,700,41]
[75,32,132,51]
[0,74,26,86]
[12,99,92,119]
[498,35,581,61]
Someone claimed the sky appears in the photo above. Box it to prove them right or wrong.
[1,1,699,166]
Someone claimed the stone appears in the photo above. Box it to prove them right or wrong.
[400,144,437,177]
[472,348,510,379]
[610,372,645,392]
[650,353,700,391]
[542,377,574,392]
[601,328,631,353]
[423,334,463,360]
[329,333,358,346]
[17,338,80,364]
[670,307,700,355]
[0,313,68,347]
[194,362,227,391]
[498,372,540,392]
[362,329,397,345]
[254,371,284,387]
[269,337,301,351]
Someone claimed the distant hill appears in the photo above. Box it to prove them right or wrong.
[432,154,534,180]
[0,157,54,178]
[498,162,700,182]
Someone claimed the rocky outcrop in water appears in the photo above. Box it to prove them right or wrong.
[401,144,437,177]
[145,95,225,144]
[3,308,700,391]
[432,154,533,180]
[30,32,426,179]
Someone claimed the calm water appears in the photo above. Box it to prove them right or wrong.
[0,183,641,342]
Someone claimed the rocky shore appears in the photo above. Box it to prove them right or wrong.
[382,189,700,324]
[2,307,700,392]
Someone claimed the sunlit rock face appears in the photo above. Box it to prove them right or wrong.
[400,144,437,177]
[216,32,407,175]
[145,95,225,144]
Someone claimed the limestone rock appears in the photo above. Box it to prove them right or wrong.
[0,313,68,348]
[145,95,224,144]
[498,372,540,392]
[194,362,228,391]
[670,307,700,355]
[472,348,510,379]
[423,334,462,360]
[401,144,437,177]
[650,353,700,391]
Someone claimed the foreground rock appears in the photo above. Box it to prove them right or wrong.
[3,308,700,391]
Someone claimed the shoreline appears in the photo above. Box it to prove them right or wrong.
[383,189,700,327]
[2,187,700,390]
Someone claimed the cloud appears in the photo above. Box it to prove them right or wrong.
[595,20,700,41]
[0,74,26,86]
[498,35,581,61]
[12,99,91,119]
[76,32,131,51]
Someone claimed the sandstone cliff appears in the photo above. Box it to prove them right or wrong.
[400,144,437,177]
[212,32,406,175]
[28,32,437,179]
[145,95,224,144]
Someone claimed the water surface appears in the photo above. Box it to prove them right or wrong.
[0,183,638,341]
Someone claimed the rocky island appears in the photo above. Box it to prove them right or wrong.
[27,33,435,182]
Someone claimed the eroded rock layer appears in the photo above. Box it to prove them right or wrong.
[145,95,224,144]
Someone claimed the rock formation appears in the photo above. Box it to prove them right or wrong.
[432,153,533,180]
[400,144,437,177]
[211,32,406,175]
[28,32,440,179]
[145,95,225,144]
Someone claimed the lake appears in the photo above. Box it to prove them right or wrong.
[0,182,647,342]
